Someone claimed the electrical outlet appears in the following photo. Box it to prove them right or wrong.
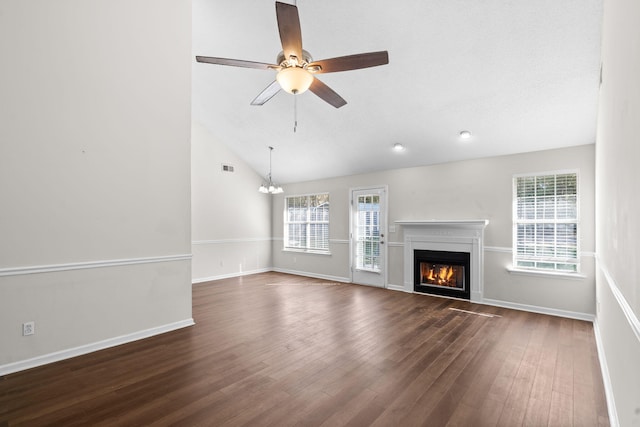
[22,321,35,336]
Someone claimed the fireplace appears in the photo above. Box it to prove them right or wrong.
[414,249,470,299]
[396,220,488,303]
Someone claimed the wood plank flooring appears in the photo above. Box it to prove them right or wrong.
[0,272,610,426]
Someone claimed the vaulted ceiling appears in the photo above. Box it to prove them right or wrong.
[192,0,602,184]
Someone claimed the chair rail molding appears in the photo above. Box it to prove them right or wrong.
[0,254,192,277]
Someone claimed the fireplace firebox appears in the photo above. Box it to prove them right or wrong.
[414,249,471,299]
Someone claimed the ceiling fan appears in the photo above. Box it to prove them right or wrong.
[196,1,389,108]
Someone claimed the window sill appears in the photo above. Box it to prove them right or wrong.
[506,267,586,280]
[282,248,332,256]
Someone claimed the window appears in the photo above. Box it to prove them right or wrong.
[284,193,329,252]
[355,194,381,271]
[513,171,579,272]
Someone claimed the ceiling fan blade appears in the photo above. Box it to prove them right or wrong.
[196,56,279,70]
[309,77,347,108]
[308,51,389,74]
[275,2,303,61]
[250,80,282,106]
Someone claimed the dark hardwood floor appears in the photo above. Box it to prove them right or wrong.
[1,272,609,426]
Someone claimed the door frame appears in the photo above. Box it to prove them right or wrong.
[349,185,389,288]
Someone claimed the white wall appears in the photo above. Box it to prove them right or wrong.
[0,0,192,373]
[595,0,640,424]
[272,145,596,318]
[191,122,272,282]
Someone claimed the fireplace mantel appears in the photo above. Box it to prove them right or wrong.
[397,220,489,302]
[395,220,489,228]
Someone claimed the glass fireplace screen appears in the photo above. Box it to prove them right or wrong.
[419,262,465,289]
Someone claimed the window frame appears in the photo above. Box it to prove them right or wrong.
[512,170,580,274]
[283,193,330,254]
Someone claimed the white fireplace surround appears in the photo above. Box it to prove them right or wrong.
[397,220,489,303]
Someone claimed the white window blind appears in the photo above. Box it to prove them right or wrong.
[513,172,579,272]
[284,193,329,252]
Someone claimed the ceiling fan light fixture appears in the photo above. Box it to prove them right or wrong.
[277,67,314,94]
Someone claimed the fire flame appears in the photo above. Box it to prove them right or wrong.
[423,264,458,287]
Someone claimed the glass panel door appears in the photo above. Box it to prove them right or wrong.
[351,187,386,287]
[355,194,381,272]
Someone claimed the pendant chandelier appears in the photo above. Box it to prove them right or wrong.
[258,146,283,194]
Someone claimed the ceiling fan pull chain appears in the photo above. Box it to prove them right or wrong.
[294,95,298,133]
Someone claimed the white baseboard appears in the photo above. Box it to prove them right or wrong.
[192,268,271,284]
[593,318,620,427]
[481,298,594,322]
[378,286,595,321]
[471,291,483,303]
[0,318,195,376]
[386,283,408,292]
[193,268,350,285]
[271,268,351,283]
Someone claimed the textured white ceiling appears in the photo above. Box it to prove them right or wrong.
[192,0,602,184]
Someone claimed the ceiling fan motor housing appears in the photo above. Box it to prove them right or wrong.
[277,50,314,69]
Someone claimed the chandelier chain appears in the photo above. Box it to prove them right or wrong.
[258,146,283,194]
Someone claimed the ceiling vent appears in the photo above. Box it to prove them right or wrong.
[221,164,235,173]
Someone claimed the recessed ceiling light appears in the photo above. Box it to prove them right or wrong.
[459,130,472,139]
[393,143,405,151]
